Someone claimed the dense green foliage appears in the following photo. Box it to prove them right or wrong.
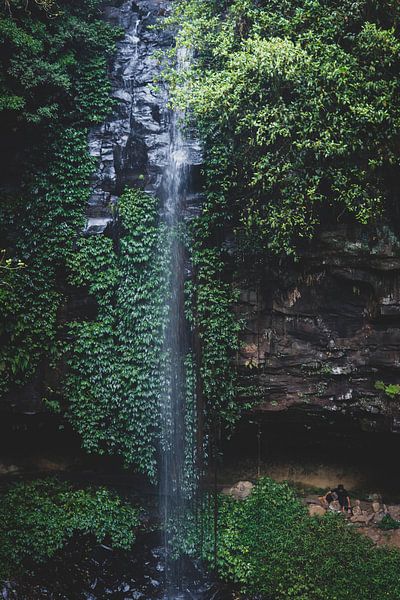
[196,478,400,599]
[0,129,94,395]
[188,244,241,426]
[163,0,400,433]
[0,0,116,126]
[64,189,169,477]
[0,0,120,396]
[0,478,139,580]
[169,0,400,256]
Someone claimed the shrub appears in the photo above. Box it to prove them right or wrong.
[378,514,400,531]
[168,0,400,256]
[199,478,400,599]
[0,478,140,580]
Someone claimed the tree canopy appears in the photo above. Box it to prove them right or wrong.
[169,0,400,256]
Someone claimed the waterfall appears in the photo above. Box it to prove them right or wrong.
[85,3,203,595]
[160,47,198,599]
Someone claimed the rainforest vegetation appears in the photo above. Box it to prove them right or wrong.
[193,478,400,599]
[166,0,400,440]
[0,0,400,597]
[170,0,400,256]
[0,478,139,580]
[0,0,120,399]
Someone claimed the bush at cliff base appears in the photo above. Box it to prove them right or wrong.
[203,477,400,599]
[0,478,140,580]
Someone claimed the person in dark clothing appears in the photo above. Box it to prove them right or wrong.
[333,484,351,513]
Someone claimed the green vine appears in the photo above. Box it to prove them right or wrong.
[65,188,170,478]
[0,478,139,580]
[0,0,121,397]
[182,352,198,496]
[375,380,400,398]
[190,243,241,427]
[0,129,96,395]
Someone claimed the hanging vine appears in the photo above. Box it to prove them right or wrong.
[64,188,170,478]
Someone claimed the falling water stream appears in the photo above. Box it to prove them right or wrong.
[159,47,197,599]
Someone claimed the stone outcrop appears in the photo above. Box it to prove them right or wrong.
[85,0,201,235]
[303,495,400,548]
[237,225,400,432]
[222,480,254,500]
[308,504,326,517]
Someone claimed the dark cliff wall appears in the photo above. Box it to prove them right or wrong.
[237,225,400,433]
[86,0,171,234]
[86,0,201,236]
[1,0,202,419]
[3,0,400,446]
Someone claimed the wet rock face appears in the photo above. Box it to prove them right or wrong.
[2,533,234,600]
[237,225,400,431]
[86,0,170,233]
[86,0,201,234]
[222,480,254,500]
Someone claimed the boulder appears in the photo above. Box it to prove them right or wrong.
[361,528,386,546]
[223,481,254,500]
[304,496,324,506]
[308,504,326,517]
[371,493,382,503]
[387,529,400,549]
[387,505,400,521]
[350,500,369,524]
[328,500,341,512]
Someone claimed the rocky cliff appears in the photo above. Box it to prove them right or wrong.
[238,225,400,432]
[85,0,201,236]
[3,0,400,442]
